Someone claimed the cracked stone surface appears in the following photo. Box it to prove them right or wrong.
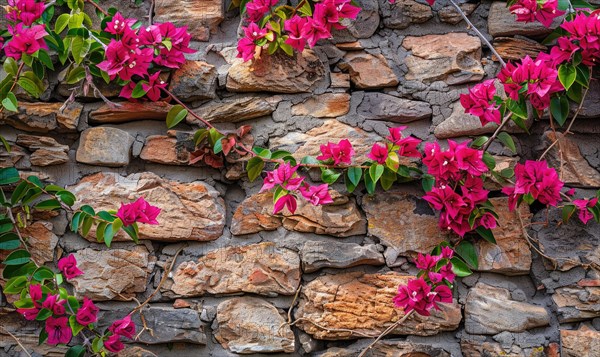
[167,242,301,297]
[296,272,462,339]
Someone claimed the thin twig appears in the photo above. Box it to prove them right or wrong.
[482,112,512,152]
[0,326,33,357]
[131,246,185,314]
[356,310,415,357]
[148,0,154,26]
[538,86,590,160]
[449,0,506,67]
[85,0,109,16]
[287,318,379,338]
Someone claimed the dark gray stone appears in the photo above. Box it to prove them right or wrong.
[378,0,433,29]
[299,240,385,273]
[357,92,432,123]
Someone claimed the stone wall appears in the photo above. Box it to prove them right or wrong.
[2,0,600,356]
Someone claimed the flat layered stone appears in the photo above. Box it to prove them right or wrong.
[438,3,478,24]
[68,172,225,242]
[154,0,223,41]
[230,191,366,237]
[339,53,399,89]
[0,102,82,132]
[299,240,384,273]
[572,78,600,118]
[214,297,295,354]
[16,134,69,166]
[340,0,380,38]
[70,246,155,301]
[488,1,562,38]
[533,204,600,271]
[319,340,450,356]
[330,72,351,88]
[378,0,433,29]
[20,221,58,264]
[465,283,550,335]
[544,131,600,187]
[0,144,26,168]
[188,95,282,124]
[167,242,300,297]
[492,37,547,61]
[270,119,384,163]
[0,313,68,356]
[89,102,173,124]
[461,340,532,357]
[169,61,218,101]
[561,325,600,356]
[100,305,206,344]
[474,198,532,275]
[291,93,350,118]
[76,127,133,167]
[357,92,432,123]
[402,33,484,85]
[552,284,600,322]
[140,134,193,165]
[362,191,447,256]
[296,272,462,339]
[227,50,325,93]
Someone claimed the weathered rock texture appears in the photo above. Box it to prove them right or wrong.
[214,297,295,354]
[465,283,550,335]
[167,242,301,297]
[68,172,226,242]
[76,127,133,167]
[339,52,399,89]
[296,272,462,339]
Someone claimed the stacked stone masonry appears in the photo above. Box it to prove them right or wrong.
[2,0,600,356]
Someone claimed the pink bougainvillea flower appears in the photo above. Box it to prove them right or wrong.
[97,40,130,77]
[439,263,456,283]
[387,126,407,144]
[109,315,136,339]
[393,278,433,316]
[502,186,520,212]
[461,176,489,204]
[116,197,161,227]
[6,0,45,26]
[284,15,308,52]
[415,253,439,271]
[509,0,564,27]
[104,334,125,353]
[273,194,298,214]
[246,0,278,22]
[459,79,501,126]
[335,0,361,20]
[42,295,66,316]
[429,284,453,309]
[514,160,564,206]
[57,254,83,280]
[45,316,72,345]
[237,37,256,62]
[423,185,466,219]
[139,24,162,45]
[76,297,99,326]
[566,188,576,196]
[5,23,48,60]
[141,72,168,101]
[396,136,422,158]
[301,17,331,47]
[261,163,304,192]
[105,12,136,35]
[118,47,153,81]
[17,284,43,319]
[573,198,598,224]
[453,141,488,176]
[367,143,388,164]
[440,246,454,259]
[299,184,334,206]
[317,139,354,165]
[478,212,497,230]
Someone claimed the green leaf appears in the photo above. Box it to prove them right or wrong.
[450,257,473,277]
[67,296,80,312]
[81,215,94,236]
[65,66,86,84]
[475,226,496,244]
[380,168,397,190]
[57,190,76,206]
[455,241,478,269]
[253,147,272,159]
[550,95,570,127]
[69,315,85,337]
[482,152,496,171]
[558,63,577,90]
[65,345,86,357]
[37,51,55,71]
[301,156,318,165]
[3,58,18,76]
[166,104,188,129]
[104,224,115,247]
[562,204,577,222]
[34,199,62,211]
[71,37,91,64]
[38,329,48,345]
[96,221,107,243]
[92,337,103,353]
[0,233,21,250]
[35,308,52,321]
[575,65,591,87]
[421,174,435,192]
[471,136,489,149]
[321,168,341,184]
[364,171,376,194]
[2,261,36,279]
[369,164,384,184]
[0,167,20,185]
[497,132,516,154]
[97,211,115,222]
[122,224,139,244]
[3,275,28,294]
[17,74,44,98]
[246,157,264,182]
[131,81,148,99]
[32,267,55,282]
[4,250,31,265]
[80,205,95,216]
[0,92,16,112]
[347,167,362,186]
